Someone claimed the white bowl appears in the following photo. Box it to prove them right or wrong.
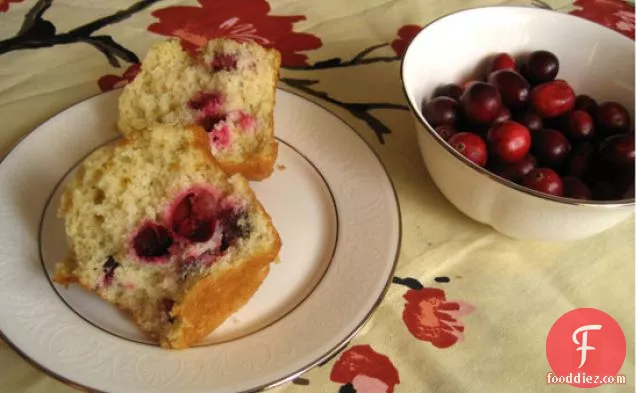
[401,6,635,241]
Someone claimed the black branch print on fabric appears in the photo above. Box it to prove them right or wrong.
[392,276,424,290]
[283,43,400,70]
[0,0,163,67]
[281,77,408,144]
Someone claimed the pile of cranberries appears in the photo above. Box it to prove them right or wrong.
[422,50,635,200]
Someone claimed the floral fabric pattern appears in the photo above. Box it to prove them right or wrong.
[330,344,400,393]
[570,0,635,39]
[402,287,475,348]
[97,63,141,92]
[0,0,22,13]
[390,25,422,57]
[147,0,323,66]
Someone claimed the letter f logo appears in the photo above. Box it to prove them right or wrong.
[572,324,602,368]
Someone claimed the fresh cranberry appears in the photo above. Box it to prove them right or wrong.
[531,129,571,168]
[460,82,502,125]
[521,50,559,84]
[463,80,479,90]
[494,106,512,123]
[622,183,635,199]
[530,80,575,118]
[574,94,598,114]
[487,69,530,109]
[433,83,464,102]
[565,142,595,178]
[133,223,173,259]
[170,191,218,243]
[522,168,564,196]
[102,256,119,286]
[487,121,531,163]
[599,134,635,172]
[563,110,595,141]
[515,110,543,132]
[562,176,592,200]
[486,53,516,75]
[448,132,488,167]
[595,102,632,135]
[610,172,635,199]
[434,124,457,141]
[422,97,460,127]
[491,154,537,183]
[591,181,616,200]
[211,53,238,71]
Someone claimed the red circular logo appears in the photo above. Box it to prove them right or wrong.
[546,308,626,388]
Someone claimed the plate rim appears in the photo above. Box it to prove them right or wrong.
[0,86,402,393]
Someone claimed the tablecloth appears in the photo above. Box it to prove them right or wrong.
[0,0,634,392]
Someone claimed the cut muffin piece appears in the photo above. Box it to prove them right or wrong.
[117,38,281,180]
[53,124,282,349]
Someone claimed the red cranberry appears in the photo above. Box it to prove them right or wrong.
[487,121,531,163]
[599,134,635,171]
[433,83,464,102]
[574,94,598,114]
[532,129,571,168]
[515,110,543,132]
[487,69,530,109]
[460,82,502,124]
[422,97,460,127]
[591,181,617,200]
[494,106,512,123]
[434,124,457,141]
[563,110,595,141]
[611,172,635,199]
[486,53,516,75]
[133,223,173,259]
[170,191,218,243]
[491,154,537,183]
[565,142,595,178]
[211,53,238,71]
[463,80,479,90]
[562,177,592,200]
[522,50,559,84]
[530,80,575,118]
[522,168,564,196]
[448,132,488,167]
[622,183,635,199]
[595,102,632,135]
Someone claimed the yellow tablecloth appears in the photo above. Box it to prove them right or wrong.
[0,0,634,392]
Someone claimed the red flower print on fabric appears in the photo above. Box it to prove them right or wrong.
[390,24,422,57]
[147,0,322,67]
[0,0,23,13]
[570,0,635,39]
[330,344,400,393]
[402,287,474,348]
[97,63,141,92]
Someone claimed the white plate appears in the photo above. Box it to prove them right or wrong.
[0,89,400,393]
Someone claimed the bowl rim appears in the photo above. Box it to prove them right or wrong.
[399,5,635,208]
